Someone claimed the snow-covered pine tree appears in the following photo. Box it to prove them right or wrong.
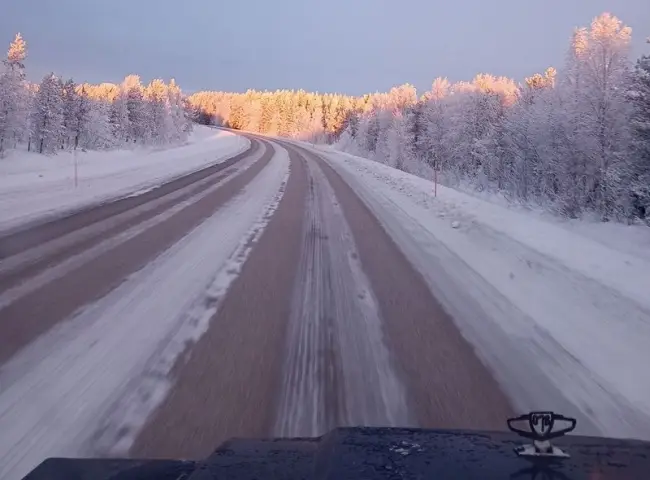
[628,38,650,220]
[144,78,170,145]
[71,85,91,149]
[227,95,247,131]
[385,113,404,170]
[421,78,451,174]
[109,93,130,145]
[31,73,65,154]
[0,33,28,153]
[83,99,114,150]
[61,79,79,149]
[501,70,552,202]
[122,75,147,144]
[385,112,416,172]
[374,108,395,162]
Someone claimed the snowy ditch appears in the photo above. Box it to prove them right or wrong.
[0,143,290,480]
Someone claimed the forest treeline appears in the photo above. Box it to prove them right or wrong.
[188,13,650,222]
[0,34,192,155]
[2,13,648,222]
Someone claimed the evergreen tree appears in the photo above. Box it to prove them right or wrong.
[31,73,64,154]
[72,85,91,149]
[628,39,650,220]
[122,75,147,143]
[0,33,28,152]
[61,79,79,149]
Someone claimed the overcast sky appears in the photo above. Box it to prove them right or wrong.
[1,0,648,95]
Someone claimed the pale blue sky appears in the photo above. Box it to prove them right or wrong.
[1,0,648,95]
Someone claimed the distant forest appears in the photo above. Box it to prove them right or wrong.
[189,13,650,222]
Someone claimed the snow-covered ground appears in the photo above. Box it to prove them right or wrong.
[0,142,289,480]
[0,126,249,233]
[298,142,650,441]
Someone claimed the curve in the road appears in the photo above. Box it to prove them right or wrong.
[0,133,515,480]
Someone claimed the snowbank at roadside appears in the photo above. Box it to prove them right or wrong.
[298,142,650,441]
[0,127,249,232]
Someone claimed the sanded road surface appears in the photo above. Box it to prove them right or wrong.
[0,133,513,479]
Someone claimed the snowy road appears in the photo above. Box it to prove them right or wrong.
[129,140,511,459]
[2,131,649,480]
[0,133,511,479]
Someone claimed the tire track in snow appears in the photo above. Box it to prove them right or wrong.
[274,145,411,437]
[296,143,513,433]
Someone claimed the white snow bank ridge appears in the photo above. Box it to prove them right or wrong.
[0,127,249,232]
[302,142,650,442]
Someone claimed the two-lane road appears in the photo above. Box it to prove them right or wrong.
[0,133,512,479]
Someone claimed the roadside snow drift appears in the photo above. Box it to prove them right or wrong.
[0,127,249,232]
[302,143,650,442]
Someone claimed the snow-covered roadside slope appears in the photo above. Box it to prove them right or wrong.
[298,142,650,441]
[0,127,249,232]
[0,143,289,480]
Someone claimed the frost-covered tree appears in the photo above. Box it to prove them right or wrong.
[0,33,28,152]
[419,78,450,171]
[385,112,417,172]
[502,69,556,202]
[31,73,65,154]
[561,14,633,218]
[71,85,91,149]
[82,99,114,150]
[628,38,650,220]
[109,93,130,145]
[144,78,171,144]
[167,79,192,140]
[61,79,79,149]
[122,75,147,143]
